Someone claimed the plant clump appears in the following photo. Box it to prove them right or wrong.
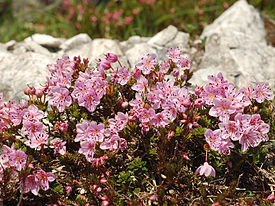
[0,48,274,205]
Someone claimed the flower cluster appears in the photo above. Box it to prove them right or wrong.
[196,73,273,154]
[0,47,273,204]
[20,169,55,195]
[0,144,27,180]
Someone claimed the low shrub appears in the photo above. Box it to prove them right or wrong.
[0,48,274,205]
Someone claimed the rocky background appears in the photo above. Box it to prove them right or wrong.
[0,0,274,101]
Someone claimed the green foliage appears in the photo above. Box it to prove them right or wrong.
[0,0,275,42]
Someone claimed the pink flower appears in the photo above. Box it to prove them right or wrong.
[195,162,216,178]
[166,48,181,62]
[89,121,105,142]
[25,131,48,148]
[66,185,72,196]
[176,56,190,71]
[54,140,67,155]
[100,135,121,152]
[97,58,111,70]
[129,93,145,109]
[9,150,27,171]
[117,67,131,85]
[205,129,222,151]
[23,104,44,122]
[21,175,39,195]
[132,67,142,78]
[79,140,96,162]
[35,169,56,191]
[124,16,133,25]
[209,98,235,120]
[151,112,169,128]
[159,61,170,74]
[219,120,241,141]
[105,53,117,63]
[131,75,148,93]
[21,121,43,138]
[48,87,72,112]
[136,54,157,75]
[114,112,128,131]
[252,83,273,103]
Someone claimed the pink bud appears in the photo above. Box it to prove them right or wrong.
[188,123,193,129]
[101,201,109,206]
[167,131,175,140]
[28,163,34,169]
[66,185,72,196]
[35,89,44,98]
[180,74,188,81]
[172,69,179,77]
[121,101,129,109]
[228,161,232,168]
[100,178,108,184]
[192,122,199,127]
[60,122,68,132]
[96,187,102,193]
[183,154,191,161]
[149,194,157,201]
[182,114,188,119]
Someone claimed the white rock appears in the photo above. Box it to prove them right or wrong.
[148,25,178,46]
[60,33,92,52]
[125,43,157,68]
[5,40,16,50]
[90,38,123,61]
[31,34,64,48]
[201,0,265,43]
[191,0,274,89]
[59,33,93,59]
[166,31,189,49]
[13,41,50,56]
[0,52,55,101]
[190,33,275,88]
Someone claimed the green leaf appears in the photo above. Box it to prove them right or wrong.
[52,184,63,194]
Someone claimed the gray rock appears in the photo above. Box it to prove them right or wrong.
[201,0,265,43]
[0,52,54,101]
[59,33,93,59]
[191,33,275,89]
[166,31,189,49]
[5,40,16,50]
[31,34,64,48]
[0,43,6,51]
[191,0,275,89]
[125,43,157,68]
[148,25,178,46]
[90,38,123,61]
[13,40,50,56]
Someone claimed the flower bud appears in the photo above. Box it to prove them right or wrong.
[24,88,30,95]
[183,154,191,161]
[149,195,157,201]
[121,101,129,109]
[35,89,44,98]
[192,122,199,127]
[180,74,188,81]
[172,69,179,77]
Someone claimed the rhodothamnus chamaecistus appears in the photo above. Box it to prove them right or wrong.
[196,72,273,154]
[0,47,273,204]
